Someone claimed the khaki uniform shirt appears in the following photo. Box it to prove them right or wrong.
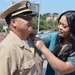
[0,31,43,75]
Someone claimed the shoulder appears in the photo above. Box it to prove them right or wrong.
[38,31,58,37]
[47,31,58,39]
[50,31,58,36]
[0,35,17,54]
[0,35,11,47]
[0,43,16,61]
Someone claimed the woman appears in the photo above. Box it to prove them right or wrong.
[34,10,75,75]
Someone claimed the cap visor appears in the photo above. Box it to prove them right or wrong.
[24,13,37,17]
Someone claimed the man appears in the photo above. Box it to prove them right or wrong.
[0,0,43,75]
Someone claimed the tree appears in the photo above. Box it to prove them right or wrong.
[41,13,51,20]
[32,17,38,29]
[52,12,59,19]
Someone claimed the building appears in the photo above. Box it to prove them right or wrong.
[46,14,59,22]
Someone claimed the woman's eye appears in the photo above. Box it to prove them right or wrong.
[63,26,68,28]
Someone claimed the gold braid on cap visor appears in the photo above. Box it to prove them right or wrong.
[11,8,32,17]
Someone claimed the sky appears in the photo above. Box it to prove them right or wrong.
[0,0,75,15]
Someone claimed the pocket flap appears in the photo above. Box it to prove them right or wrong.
[23,60,35,69]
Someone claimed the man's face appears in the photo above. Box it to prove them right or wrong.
[10,16,33,35]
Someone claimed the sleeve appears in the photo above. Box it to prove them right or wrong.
[67,52,75,67]
[0,47,17,75]
[0,50,10,75]
[38,32,58,49]
[38,32,52,48]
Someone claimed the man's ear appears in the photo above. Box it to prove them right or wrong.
[10,19,16,27]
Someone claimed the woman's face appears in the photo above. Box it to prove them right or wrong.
[58,15,70,38]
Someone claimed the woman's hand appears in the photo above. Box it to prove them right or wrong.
[33,37,46,52]
[30,30,46,52]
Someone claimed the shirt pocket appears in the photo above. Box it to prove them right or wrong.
[21,59,35,75]
[35,54,43,73]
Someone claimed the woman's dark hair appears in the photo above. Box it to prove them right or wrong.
[52,10,75,61]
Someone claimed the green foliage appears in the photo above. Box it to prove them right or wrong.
[0,28,5,32]
[32,12,59,31]
[40,19,46,30]
[40,19,51,30]
[52,12,59,15]
[32,17,38,29]
[41,13,51,20]
[54,19,58,26]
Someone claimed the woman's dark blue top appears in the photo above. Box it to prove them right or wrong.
[38,31,75,75]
